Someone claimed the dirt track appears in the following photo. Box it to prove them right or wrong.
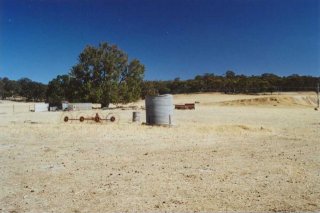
[0,93,319,212]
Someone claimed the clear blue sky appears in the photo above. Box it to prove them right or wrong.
[0,0,319,83]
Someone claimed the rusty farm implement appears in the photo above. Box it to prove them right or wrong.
[61,112,119,124]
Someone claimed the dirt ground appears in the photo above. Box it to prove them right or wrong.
[0,92,319,212]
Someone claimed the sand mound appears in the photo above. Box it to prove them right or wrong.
[220,95,317,107]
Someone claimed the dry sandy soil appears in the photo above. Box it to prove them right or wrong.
[0,92,319,212]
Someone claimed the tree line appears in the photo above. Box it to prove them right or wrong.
[2,71,318,104]
[142,71,319,97]
[0,42,319,105]
[0,77,47,101]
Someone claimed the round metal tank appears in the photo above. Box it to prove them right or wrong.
[132,111,141,122]
[145,94,173,125]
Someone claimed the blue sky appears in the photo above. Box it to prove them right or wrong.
[0,0,319,83]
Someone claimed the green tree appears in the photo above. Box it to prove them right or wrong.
[18,78,33,100]
[141,81,158,97]
[118,59,145,103]
[0,78,4,99]
[225,70,236,79]
[3,77,20,98]
[46,75,70,105]
[70,42,145,106]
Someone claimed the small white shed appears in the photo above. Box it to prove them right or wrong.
[68,103,92,111]
[34,103,49,112]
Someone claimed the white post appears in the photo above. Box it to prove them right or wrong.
[317,82,319,109]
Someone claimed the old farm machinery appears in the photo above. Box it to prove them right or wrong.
[61,112,119,124]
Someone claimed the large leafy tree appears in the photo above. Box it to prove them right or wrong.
[69,42,145,106]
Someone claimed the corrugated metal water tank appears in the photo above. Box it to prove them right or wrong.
[145,94,173,125]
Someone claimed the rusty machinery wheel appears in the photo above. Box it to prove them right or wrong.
[76,112,88,123]
[79,116,85,122]
[93,112,101,123]
[107,113,119,123]
[94,116,100,122]
[60,112,74,123]
[64,116,69,122]
[110,116,116,122]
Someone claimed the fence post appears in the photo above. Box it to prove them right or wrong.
[317,82,319,109]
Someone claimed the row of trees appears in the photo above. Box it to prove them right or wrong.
[0,77,47,101]
[1,42,319,105]
[142,71,319,96]
[1,72,318,105]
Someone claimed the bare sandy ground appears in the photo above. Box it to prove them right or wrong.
[0,92,319,212]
